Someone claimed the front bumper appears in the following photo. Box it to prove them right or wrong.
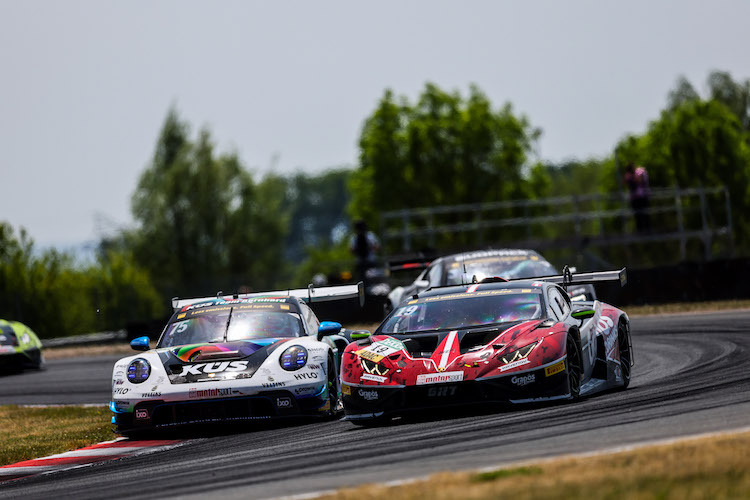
[111,386,330,433]
[342,362,570,420]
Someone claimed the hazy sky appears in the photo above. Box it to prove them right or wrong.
[2,1,748,248]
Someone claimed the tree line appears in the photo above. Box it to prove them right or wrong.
[2,70,748,337]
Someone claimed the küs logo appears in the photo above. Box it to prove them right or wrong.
[177,361,248,376]
[511,374,535,386]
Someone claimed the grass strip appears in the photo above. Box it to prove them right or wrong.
[0,405,113,466]
[625,299,750,317]
[321,430,750,500]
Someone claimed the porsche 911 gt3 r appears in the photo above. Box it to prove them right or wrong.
[341,269,631,424]
[0,319,44,373]
[110,283,362,435]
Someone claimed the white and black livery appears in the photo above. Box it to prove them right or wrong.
[110,283,363,435]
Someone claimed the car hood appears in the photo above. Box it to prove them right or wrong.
[157,338,291,384]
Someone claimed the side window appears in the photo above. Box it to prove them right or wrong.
[547,287,571,320]
[298,303,319,336]
[426,264,443,287]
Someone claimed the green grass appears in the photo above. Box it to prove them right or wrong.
[322,431,750,500]
[0,405,113,466]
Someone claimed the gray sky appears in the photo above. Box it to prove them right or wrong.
[2,1,748,248]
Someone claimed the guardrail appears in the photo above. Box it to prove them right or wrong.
[42,330,127,348]
[380,186,733,265]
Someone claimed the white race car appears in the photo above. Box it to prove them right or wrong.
[110,284,362,436]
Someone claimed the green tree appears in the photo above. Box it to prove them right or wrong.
[0,222,162,338]
[350,83,542,252]
[127,108,288,298]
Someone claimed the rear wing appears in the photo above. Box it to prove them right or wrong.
[511,266,627,289]
[171,282,365,312]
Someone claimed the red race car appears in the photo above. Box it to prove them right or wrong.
[341,268,632,425]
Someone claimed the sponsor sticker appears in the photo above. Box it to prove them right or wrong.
[113,387,129,395]
[427,386,457,397]
[545,360,565,377]
[511,374,535,386]
[361,373,387,383]
[499,358,530,372]
[135,409,149,420]
[140,392,162,398]
[357,389,379,401]
[176,361,249,376]
[356,349,384,363]
[294,386,320,396]
[342,384,352,396]
[189,387,232,398]
[262,382,286,388]
[356,337,404,363]
[275,397,292,408]
[416,371,464,385]
[294,372,318,380]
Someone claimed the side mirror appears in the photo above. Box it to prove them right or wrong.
[414,279,429,289]
[317,321,342,341]
[130,336,150,351]
[349,330,371,341]
[571,308,595,320]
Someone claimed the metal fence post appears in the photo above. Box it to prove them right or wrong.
[674,186,686,261]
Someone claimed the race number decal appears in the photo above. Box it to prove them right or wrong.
[356,337,405,363]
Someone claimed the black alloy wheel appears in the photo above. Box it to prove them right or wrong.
[566,333,582,399]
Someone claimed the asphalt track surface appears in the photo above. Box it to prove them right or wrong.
[1,309,749,499]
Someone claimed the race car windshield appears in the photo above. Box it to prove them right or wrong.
[159,310,304,347]
[380,292,543,334]
[446,257,557,284]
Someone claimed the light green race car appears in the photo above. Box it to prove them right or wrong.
[0,319,45,372]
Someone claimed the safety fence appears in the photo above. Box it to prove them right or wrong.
[380,186,733,267]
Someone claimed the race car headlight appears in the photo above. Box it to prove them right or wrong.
[360,358,389,376]
[127,358,151,384]
[500,342,538,365]
[280,345,307,371]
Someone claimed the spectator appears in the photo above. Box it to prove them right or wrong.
[349,220,380,283]
[624,163,651,233]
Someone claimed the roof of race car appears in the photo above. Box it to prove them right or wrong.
[171,296,302,321]
[410,279,546,302]
[443,249,541,262]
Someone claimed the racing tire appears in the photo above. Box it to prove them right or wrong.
[566,332,582,400]
[350,415,391,427]
[325,354,342,417]
[617,320,632,389]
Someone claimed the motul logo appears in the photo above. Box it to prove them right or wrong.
[177,361,248,376]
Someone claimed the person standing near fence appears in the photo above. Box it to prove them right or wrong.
[624,163,651,233]
[350,219,380,284]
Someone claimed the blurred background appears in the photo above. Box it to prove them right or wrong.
[2,1,749,338]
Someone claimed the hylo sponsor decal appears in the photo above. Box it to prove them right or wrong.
[545,360,565,377]
[416,371,464,385]
[511,374,535,386]
[113,387,129,395]
[294,372,319,380]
